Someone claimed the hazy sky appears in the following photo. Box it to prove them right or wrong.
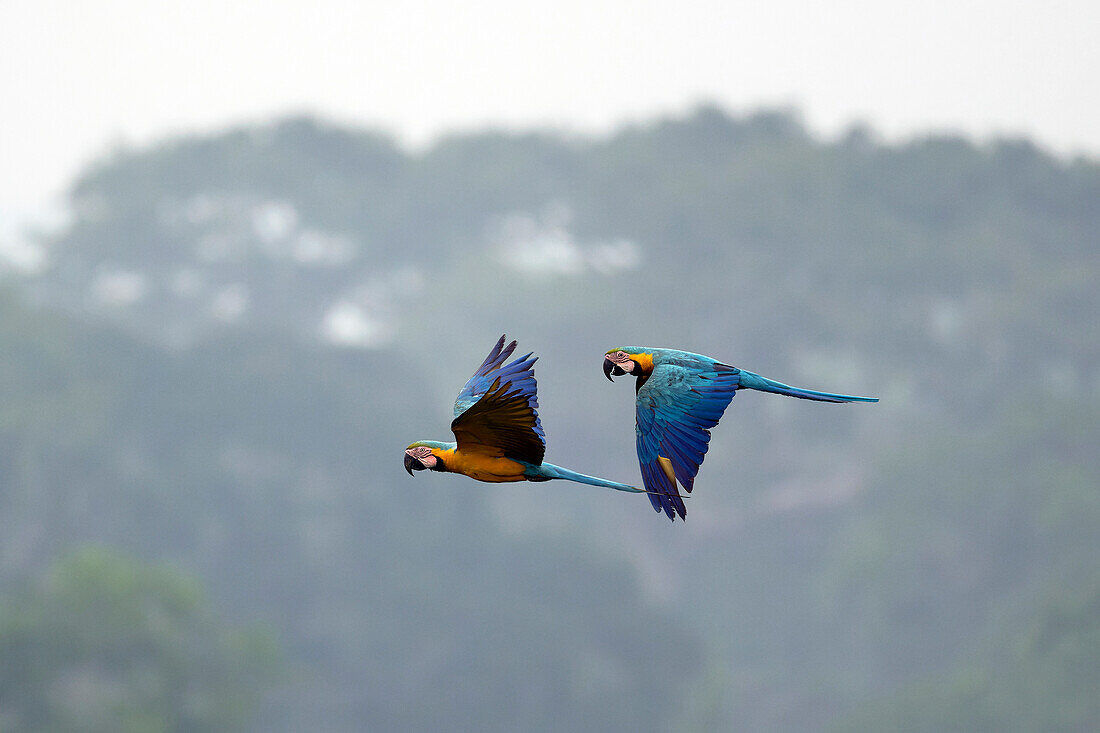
[2,0,1098,217]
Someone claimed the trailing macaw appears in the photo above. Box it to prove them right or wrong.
[603,347,878,521]
[404,335,649,498]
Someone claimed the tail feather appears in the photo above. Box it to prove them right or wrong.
[525,462,644,493]
[739,370,879,403]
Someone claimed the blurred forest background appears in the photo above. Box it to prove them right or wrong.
[1,106,1098,732]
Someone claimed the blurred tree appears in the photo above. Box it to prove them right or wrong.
[4,104,1099,731]
[832,576,1100,732]
[0,548,277,733]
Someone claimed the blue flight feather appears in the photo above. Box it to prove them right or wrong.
[619,347,877,521]
[453,335,545,446]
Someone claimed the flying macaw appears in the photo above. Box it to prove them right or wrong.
[603,347,878,521]
[404,335,650,498]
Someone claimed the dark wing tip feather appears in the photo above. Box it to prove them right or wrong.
[473,335,513,377]
[639,461,686,521]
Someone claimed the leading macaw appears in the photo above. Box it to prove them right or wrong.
[603,347,878,521]
[404,335,650,499]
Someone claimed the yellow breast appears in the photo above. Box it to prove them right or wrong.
[448,449,528,483]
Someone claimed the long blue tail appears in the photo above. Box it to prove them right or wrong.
[524,462,645,493]
[738,370,879,403]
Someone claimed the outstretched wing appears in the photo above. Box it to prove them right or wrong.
[450,335,546,464]
[635,361,740,520]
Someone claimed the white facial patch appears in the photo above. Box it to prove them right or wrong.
[406,446,437,468]
[608,351,633,367]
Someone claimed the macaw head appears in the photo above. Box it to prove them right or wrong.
[603,348,655,382]
[403,441,452,476]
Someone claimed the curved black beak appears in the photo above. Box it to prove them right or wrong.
[404,453,421,476]
[603,357,627,382]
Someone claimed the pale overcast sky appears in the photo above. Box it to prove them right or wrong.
[2,0,1098,217]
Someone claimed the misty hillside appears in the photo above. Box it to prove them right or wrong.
[2,107,1098,732]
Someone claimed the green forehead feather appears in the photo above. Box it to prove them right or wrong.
[406,440,452,450]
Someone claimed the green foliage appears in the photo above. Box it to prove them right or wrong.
[4,106,1099,730]
[0,548,277,733]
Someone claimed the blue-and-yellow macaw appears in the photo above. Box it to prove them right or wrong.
[404,335,648,497]
[603,347,879,521]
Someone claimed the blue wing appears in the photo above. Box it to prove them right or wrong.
[635,361,740,520]
[450,335,546,463]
